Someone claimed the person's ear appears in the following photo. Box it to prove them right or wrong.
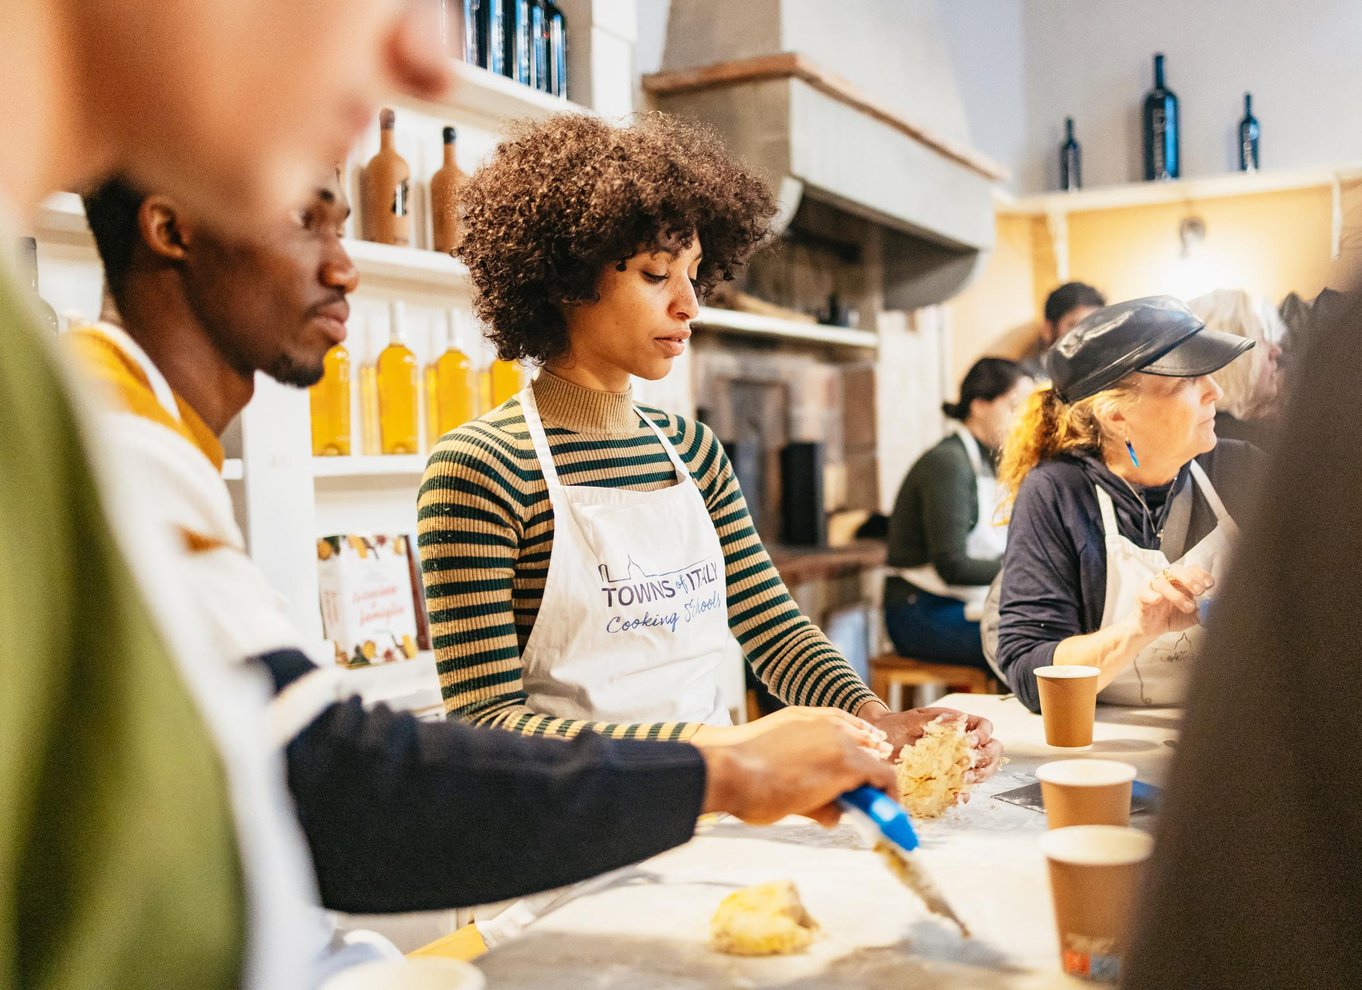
[138,195,192,262]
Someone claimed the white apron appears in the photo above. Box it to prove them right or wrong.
[464,385,736,948]
[892,425,1007,607]
[1096,461,1238,706]
[518,383,733,725]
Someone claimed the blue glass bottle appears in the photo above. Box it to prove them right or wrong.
[1239,92,1260,172]
[547,2,568,98]
[1142,53,1180,181]
[462,0,481,66]
[504,0,532,86]
[1060,116,1081,191]
[529,1,549,91]
[469,0,506,74]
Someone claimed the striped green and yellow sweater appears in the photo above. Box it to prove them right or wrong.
[418,370,878,741]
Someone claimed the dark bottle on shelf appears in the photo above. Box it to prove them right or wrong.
[547,2,568,98]
[462,0,482,66]
[504,0,532,85]
[1060,116,1082,191]
[472,0,505,75]
[1142,53,1180,181]
[529,1,549,92]
[1239,91,1260,172]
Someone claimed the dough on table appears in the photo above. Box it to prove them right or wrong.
[710,880,819,956]
[896,715,975,818]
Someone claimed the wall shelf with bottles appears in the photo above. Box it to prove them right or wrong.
[998,163,1362,217]
[695,307,878,350]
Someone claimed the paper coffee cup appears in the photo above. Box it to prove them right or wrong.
[1041,825,1154,983]
[1034,665,1100,747]
[320,958,486,990]
[1036,759,1138,829]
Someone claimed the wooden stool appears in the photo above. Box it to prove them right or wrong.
[869,652,999,711]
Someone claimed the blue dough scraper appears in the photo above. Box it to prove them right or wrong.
[838,785,970,935]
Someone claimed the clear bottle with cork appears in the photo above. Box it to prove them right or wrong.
[17,238,59,336]
[425,309,480,447]
[310,341,352,456]
[430,126,467,255]
[378,300,421,454]
[361,108,412,246]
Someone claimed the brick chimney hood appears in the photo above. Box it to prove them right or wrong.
[643,0,1006,308]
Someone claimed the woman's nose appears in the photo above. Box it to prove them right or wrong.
[672,278,699,320]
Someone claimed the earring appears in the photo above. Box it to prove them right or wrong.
[1125,438,1141,468]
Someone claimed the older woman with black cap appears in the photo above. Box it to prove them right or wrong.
[995,296,1265,711]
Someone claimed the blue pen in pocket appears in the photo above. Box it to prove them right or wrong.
[838,786,970,935]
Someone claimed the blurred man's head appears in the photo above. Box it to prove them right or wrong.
[1043,282,1106,346]
[84,172,356,391]
[39,0,449,232]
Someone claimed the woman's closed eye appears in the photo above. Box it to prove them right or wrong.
[642,270,700,290]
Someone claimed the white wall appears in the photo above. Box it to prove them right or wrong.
[935,0,1027,188]
[936,0,1362,193]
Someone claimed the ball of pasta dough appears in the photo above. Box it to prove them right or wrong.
[896,715,975,818]
[710,880,819,956]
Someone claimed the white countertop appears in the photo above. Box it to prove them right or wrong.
[474,696,1181,988]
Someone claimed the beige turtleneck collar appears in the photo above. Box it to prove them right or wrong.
[531,369,640,436]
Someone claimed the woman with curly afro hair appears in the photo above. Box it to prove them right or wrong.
[417,112,1004,768]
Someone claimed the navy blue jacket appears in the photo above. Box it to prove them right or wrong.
[255,650,705,914]
[998,441,1264,712]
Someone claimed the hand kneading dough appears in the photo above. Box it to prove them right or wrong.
[710,881,819,956]
[896,715,975,818]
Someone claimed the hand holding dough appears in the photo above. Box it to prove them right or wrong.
[895,715,975,818]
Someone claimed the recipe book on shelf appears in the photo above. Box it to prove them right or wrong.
[317,532,431,667]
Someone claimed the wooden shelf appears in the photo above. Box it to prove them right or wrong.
[998,163,1362,216]
[312,454,426,479]
[696,306,878,349]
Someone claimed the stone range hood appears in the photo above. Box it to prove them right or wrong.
[643,0,1005,310]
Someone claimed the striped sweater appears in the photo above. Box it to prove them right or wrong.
[418,370,878,741]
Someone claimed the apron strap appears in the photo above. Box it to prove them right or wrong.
[1094,483,1122,541]
[519,384,562,487]
[633,407,690,483]
[950,423,986,477]
[521,382,690,488]
[1188,460,1236,530]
